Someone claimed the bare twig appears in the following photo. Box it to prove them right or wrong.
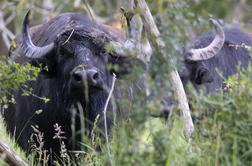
[103,73,116,165]
[81,0,121,25]
[103,0,113,14]
[4,9,16,26]
[82,0,96,20]
[135,0,194,140]
[42,0,55,20]
[109,3,145,60]
[0,11,15,49]
[0,140,28,166]
[62,29,75,45]
[107,1,152,64]
[26,4,52,20]
[136,0,164,47]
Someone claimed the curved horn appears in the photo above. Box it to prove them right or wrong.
[186,18,225,61]
[19,10,55,59]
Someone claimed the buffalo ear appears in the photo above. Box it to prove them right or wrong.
[194,66,213,84]
[178,66,190,85]
[108,56,146,79]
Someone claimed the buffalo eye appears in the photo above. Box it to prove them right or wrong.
[194,67,213,84]
[108,56,146,79]
[59,45,74,58]
[184,59,196,65]
[100,49,107,55]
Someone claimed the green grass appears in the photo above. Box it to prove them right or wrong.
[0,116,27,165]
[1,68,252,165]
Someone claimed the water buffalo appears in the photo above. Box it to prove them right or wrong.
[180,19,252,92]
[3,11,145,158]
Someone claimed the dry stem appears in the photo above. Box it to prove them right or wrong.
[0,140,28,166]
[103,73,116,165]
[136,0,194,140]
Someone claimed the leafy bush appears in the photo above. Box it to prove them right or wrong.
[0,60,40,165]
[0,61,40,108]
[94,66,252,166]
[188,66,252,166]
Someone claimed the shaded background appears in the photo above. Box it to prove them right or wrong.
[0,0,252,56]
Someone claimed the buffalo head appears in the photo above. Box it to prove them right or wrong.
[180,19,225,90]
[180,18,252,92]
[4,11,145,157]
[20,11,144,95]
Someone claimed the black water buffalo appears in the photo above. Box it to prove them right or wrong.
[180,19,252,92]
[3,11,145,158]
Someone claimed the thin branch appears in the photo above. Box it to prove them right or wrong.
[62,29,75,45]
[135,0,164,48]
[109,5,145,61]
[1,32,10,49]
[4,8,16,26]
[27,3,53,19]
[0,140,28,166]
[103,0,113,14]
[82,0,96,21]
[0,11,15,49]
[136,0,194,140]
[107,2,151,64]
[103,73,116,165]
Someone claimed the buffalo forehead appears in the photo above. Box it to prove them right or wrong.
[31,13,124,46]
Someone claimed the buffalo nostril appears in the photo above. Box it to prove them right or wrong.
[86,69,101,85]
[72,69,101,87]
[73,71,82,83]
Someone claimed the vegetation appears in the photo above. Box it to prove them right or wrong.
[0,0,252,165]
